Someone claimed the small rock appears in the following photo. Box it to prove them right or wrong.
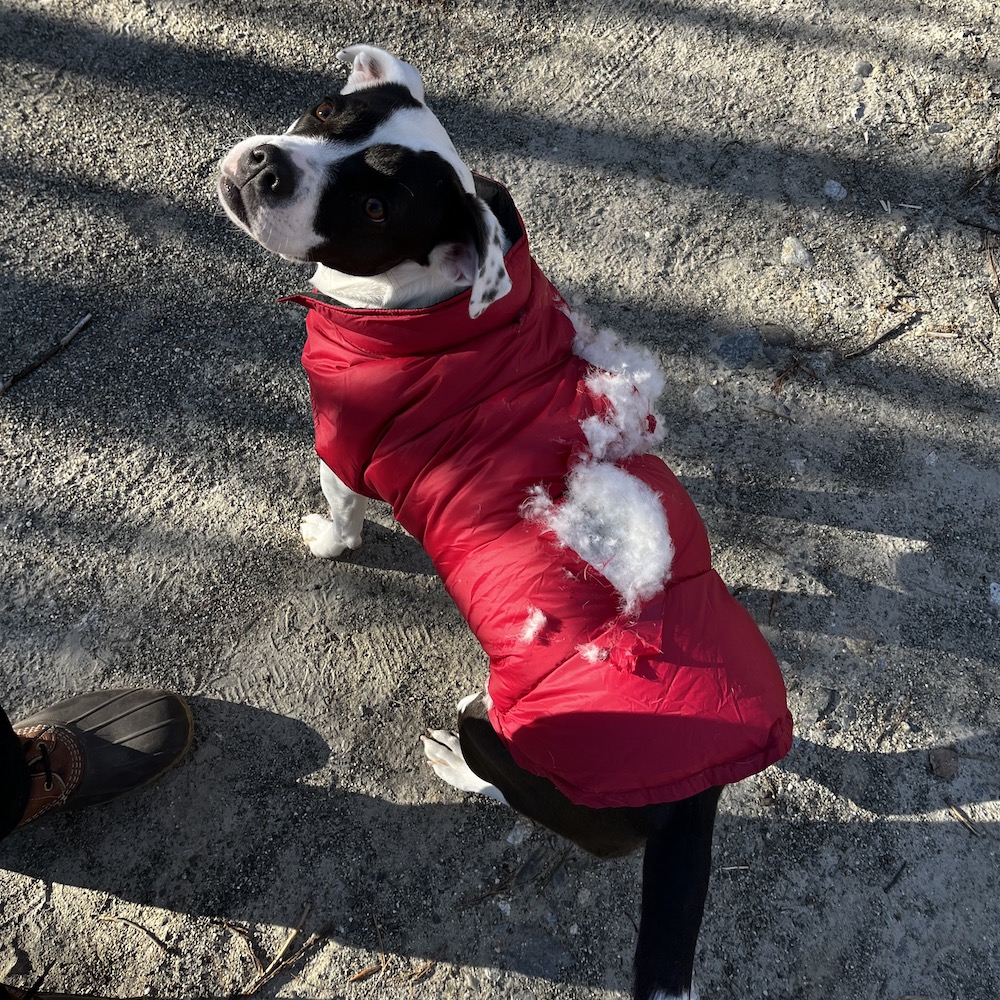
[990,581,1000,607]
[854,60,873,77]
[692,385,719,413]
[506,816,534,846]
[928,747,958,780]
[824,179,848,200]
[781,236,815,269]
[714,329,762,369]
[928,122,953,134]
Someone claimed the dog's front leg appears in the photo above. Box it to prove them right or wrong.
[300,460,366,558]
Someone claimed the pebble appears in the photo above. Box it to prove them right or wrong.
[928,746,958,780]
[990,582,1000,607]
[854,60,873,78]
[506,816,534,846]
[781,236,815,269]
[824,179,848,200]
[713,329,761,369]
[692,385,719,413]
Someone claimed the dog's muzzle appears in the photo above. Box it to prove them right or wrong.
[219,143,300,224]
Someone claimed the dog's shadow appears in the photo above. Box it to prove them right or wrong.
[2,698,997,991]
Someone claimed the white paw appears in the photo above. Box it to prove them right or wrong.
[300,513,361,558]
[421,729,508,805]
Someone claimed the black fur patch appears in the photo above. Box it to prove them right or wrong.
[290,84,421,144]
[310,145,483,276]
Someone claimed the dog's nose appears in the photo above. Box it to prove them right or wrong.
[241,143,297,199]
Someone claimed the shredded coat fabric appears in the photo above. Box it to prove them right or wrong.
[286,211,792,809]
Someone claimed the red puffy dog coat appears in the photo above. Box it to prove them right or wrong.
[287,204,792,809]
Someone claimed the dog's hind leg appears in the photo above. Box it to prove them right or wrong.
[452,695,721,999]
[300,459,367,558]
[633,786,723,1000]
[448,694,650,859]
[421,727,509,804]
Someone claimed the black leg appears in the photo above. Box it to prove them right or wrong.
[457,696,650,858]
[0,705,30,838]
[633,786,723,1000]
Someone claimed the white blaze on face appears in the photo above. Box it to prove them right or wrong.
[219,133,332,260]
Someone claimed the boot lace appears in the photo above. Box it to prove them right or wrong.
[23,735,55,791]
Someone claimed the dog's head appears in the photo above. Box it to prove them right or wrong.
[218,45,513,317]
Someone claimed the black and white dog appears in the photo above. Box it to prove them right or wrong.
[218,45,791,1000]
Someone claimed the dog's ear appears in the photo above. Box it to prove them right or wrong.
[463,195,513,319]
[337,45,425,102]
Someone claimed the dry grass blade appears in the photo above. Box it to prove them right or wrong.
[753,405,795,422]
[345,918,391,986]
[403,947,444,985]
[882,861,907,893]
[844,297,921,359]
[459,845,568,908]
[771,356,819,394]
[961,146,1000,195]
[216,920,266,975]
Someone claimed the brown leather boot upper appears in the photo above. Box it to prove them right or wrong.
[16,724,86,827]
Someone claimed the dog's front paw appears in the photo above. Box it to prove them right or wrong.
[300,513,362,558]
[421,730,508,805]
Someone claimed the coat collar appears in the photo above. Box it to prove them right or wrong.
[282,176,534,357]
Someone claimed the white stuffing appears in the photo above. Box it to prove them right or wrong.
[519,604,548,643]
[525,461,673,613]
[577,641,610,663]
[559,304,666,461]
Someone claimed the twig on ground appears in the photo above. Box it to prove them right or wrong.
[843,296,921,359]
[459,845,569,908]
[96,915,177,955]
[771,356,819,394]
[753,405,795,422]
[1,314,92,395]
[347,916,390,985]
[882,861,907,893]
[347,964,383,983]
[945,799,982,837]
[876,694,911,747]
[239,904,324,997]
[216,920,266,975]
[403,947,444,984]
[956,217,1000,236]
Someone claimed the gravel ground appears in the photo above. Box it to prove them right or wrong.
[1,1,998,998]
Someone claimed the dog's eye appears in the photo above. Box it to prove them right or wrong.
[313,100,336,121]
[364,198,386,222]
